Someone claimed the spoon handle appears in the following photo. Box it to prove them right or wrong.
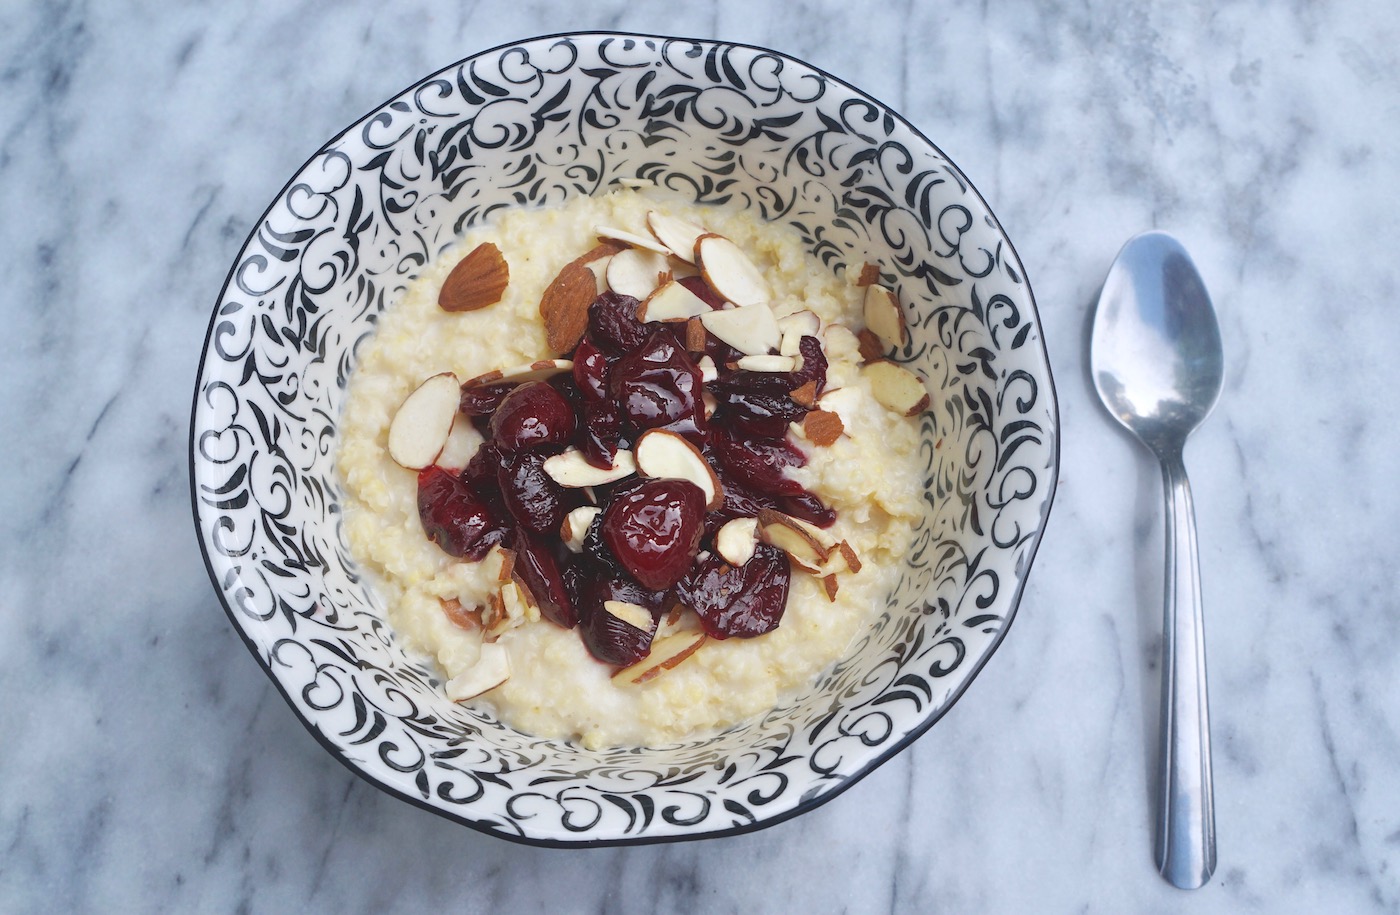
[1156,451,1217,889]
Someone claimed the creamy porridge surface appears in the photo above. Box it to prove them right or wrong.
[338,187,925,749]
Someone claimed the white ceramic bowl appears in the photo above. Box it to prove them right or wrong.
[191,32,1059,846]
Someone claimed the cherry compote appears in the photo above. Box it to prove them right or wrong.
[601,478,706,590]
[678,544,791,639]
[490,380,576,453]
[416,466,499,560]
[609,327,705,439]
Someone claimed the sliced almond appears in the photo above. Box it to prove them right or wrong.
[439,242,509,312]
[733,354,798,373]
[769,299,807,321]
[561,506,600,553]
[695,233,770,307]
[646,211,707,264]
[863,360,931,416]
[777,310,821,356]
[863,283,909,349]
[439,597,481,632]
[607,247,671,300]
[603,600,655,632]
[638,280,712,321]
[462,358,572,389]
[856,261,881,286]
[699,303,781,356]
[612,630,707,685]
[634,429,723,510]
[685,317,708,352]
[702,389,717,419]
[387,372,461,470]
[802,409,845,446]
[715,517,759,567]
[856,328,886,363]
[696,355,719,383]
[435,413,483,470]
[756,508,837,572]
[653,606,698,640]
[445,642,510,701]
[836,541,862,574]
[539,261,597,354]
[543,448,638,487]
[594,225,672,256]
[823,323,861,359]
[790,380,819,408]
[585,256,613,295]
[485,544,516,585]
[820,574,840,602]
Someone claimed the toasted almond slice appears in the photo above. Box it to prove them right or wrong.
[699,303,781,356]
[696,354,719,383]
[439,597,482,632]
[543,448,638,487]
[612,630,708,685]
[634,429,723,510]
[594,225,672,255]
[539,261,597,354]
[561,506,600,553]
[387,372,461,470]
[777,310,821,356]
[646,211,708,264]
[856,327,886,363]
[439,242,509,312]
[603,600,656,632]
[462,358,573,389]
[695,233,770,307]
[435,413,483,470]
[638,280,712,321]
[685,317,708,352]
[716,517,759,567]
[756,508,837,572]
[734,354,798,373]
[607,247,671,300]
[790,380,819,408]
[802,409,845,446]
[837,541,862,574]
[856,261,881,286]
[445,642,511,701]
[864,283,909,349]
[863,360,931,416]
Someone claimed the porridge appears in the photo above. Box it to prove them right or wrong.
[338,187,929,749]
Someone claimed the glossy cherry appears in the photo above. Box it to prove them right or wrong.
[572,337,612,402]
[416,466,498,559]
[498,451,566,534]
[588,292,651,354]
[600,478,705,590]
[609,326,705,438]
[678,543,791,639]
[709,428,805,497]
[489,381,576,453]
[679,275,726,310]
[459,381,518,417]
[511,528,575,629]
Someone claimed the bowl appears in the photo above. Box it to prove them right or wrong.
[191,32,1059,846]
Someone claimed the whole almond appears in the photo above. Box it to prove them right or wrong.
[540,261,597,354]
[439,242,510,312]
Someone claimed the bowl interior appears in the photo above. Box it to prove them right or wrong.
[192,33,1057,845]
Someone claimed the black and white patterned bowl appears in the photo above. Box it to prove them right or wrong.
[190,32,1059,846]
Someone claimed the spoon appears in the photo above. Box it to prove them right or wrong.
[1090,231,1222,889]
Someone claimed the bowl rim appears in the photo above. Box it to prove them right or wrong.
[189,29,1061,847]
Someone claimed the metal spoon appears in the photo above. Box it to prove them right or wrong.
[1091,231,1222,889]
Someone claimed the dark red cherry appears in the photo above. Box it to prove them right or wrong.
[511,528,575,628]
[709,429,805,496]
[713,386,807,438]
[459,382,518,417]
[678,275,725,309]
[587,292,651,354]
[609,327,705,438]
[489,381,576,453]
[572,337,612,402]
[789,334,828,395]
[498,451,565,534]
[579,399,623,469]
[678,543,791,639]
[576,577,669,666]
[416,466,497,559]
[600,478,705,590]
[777,491,836,528]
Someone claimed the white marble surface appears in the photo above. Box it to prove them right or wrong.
[2,1,1398,911]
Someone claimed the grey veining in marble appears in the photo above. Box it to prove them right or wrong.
[2,0,1398,912]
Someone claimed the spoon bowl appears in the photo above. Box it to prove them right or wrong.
[1091,231,1222,889]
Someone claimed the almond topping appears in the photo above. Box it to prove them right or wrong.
[439,598,482,632]
[387,372,461,470]
[856,261,881,286]
[539,261,597,354]
[633,429,723,510]
[612,630,707,685]
[733,354,798,373]
[863,360,931,416]
[434,413,483,471]
[685,316,708,352]
[756,508,836,572]
[543,448,638,487]
[646,211,708,264]
[462,358,573,388]
[856,327,886,363]
[607,247,671,300]
[445,642,511,701]
[561,506,600,553]
[863,283,909,349]
[790,380,819,408]
[802,409,845,446]
[695,233,771,307]
[638,280,712,321]
[594,225,672,255]
[699,303,782,356]
[715,517,759,567]
[438,242,509,312]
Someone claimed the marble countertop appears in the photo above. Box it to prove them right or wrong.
[3,1,1398,911]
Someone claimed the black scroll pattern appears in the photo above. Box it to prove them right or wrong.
[191,33,1059,846]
